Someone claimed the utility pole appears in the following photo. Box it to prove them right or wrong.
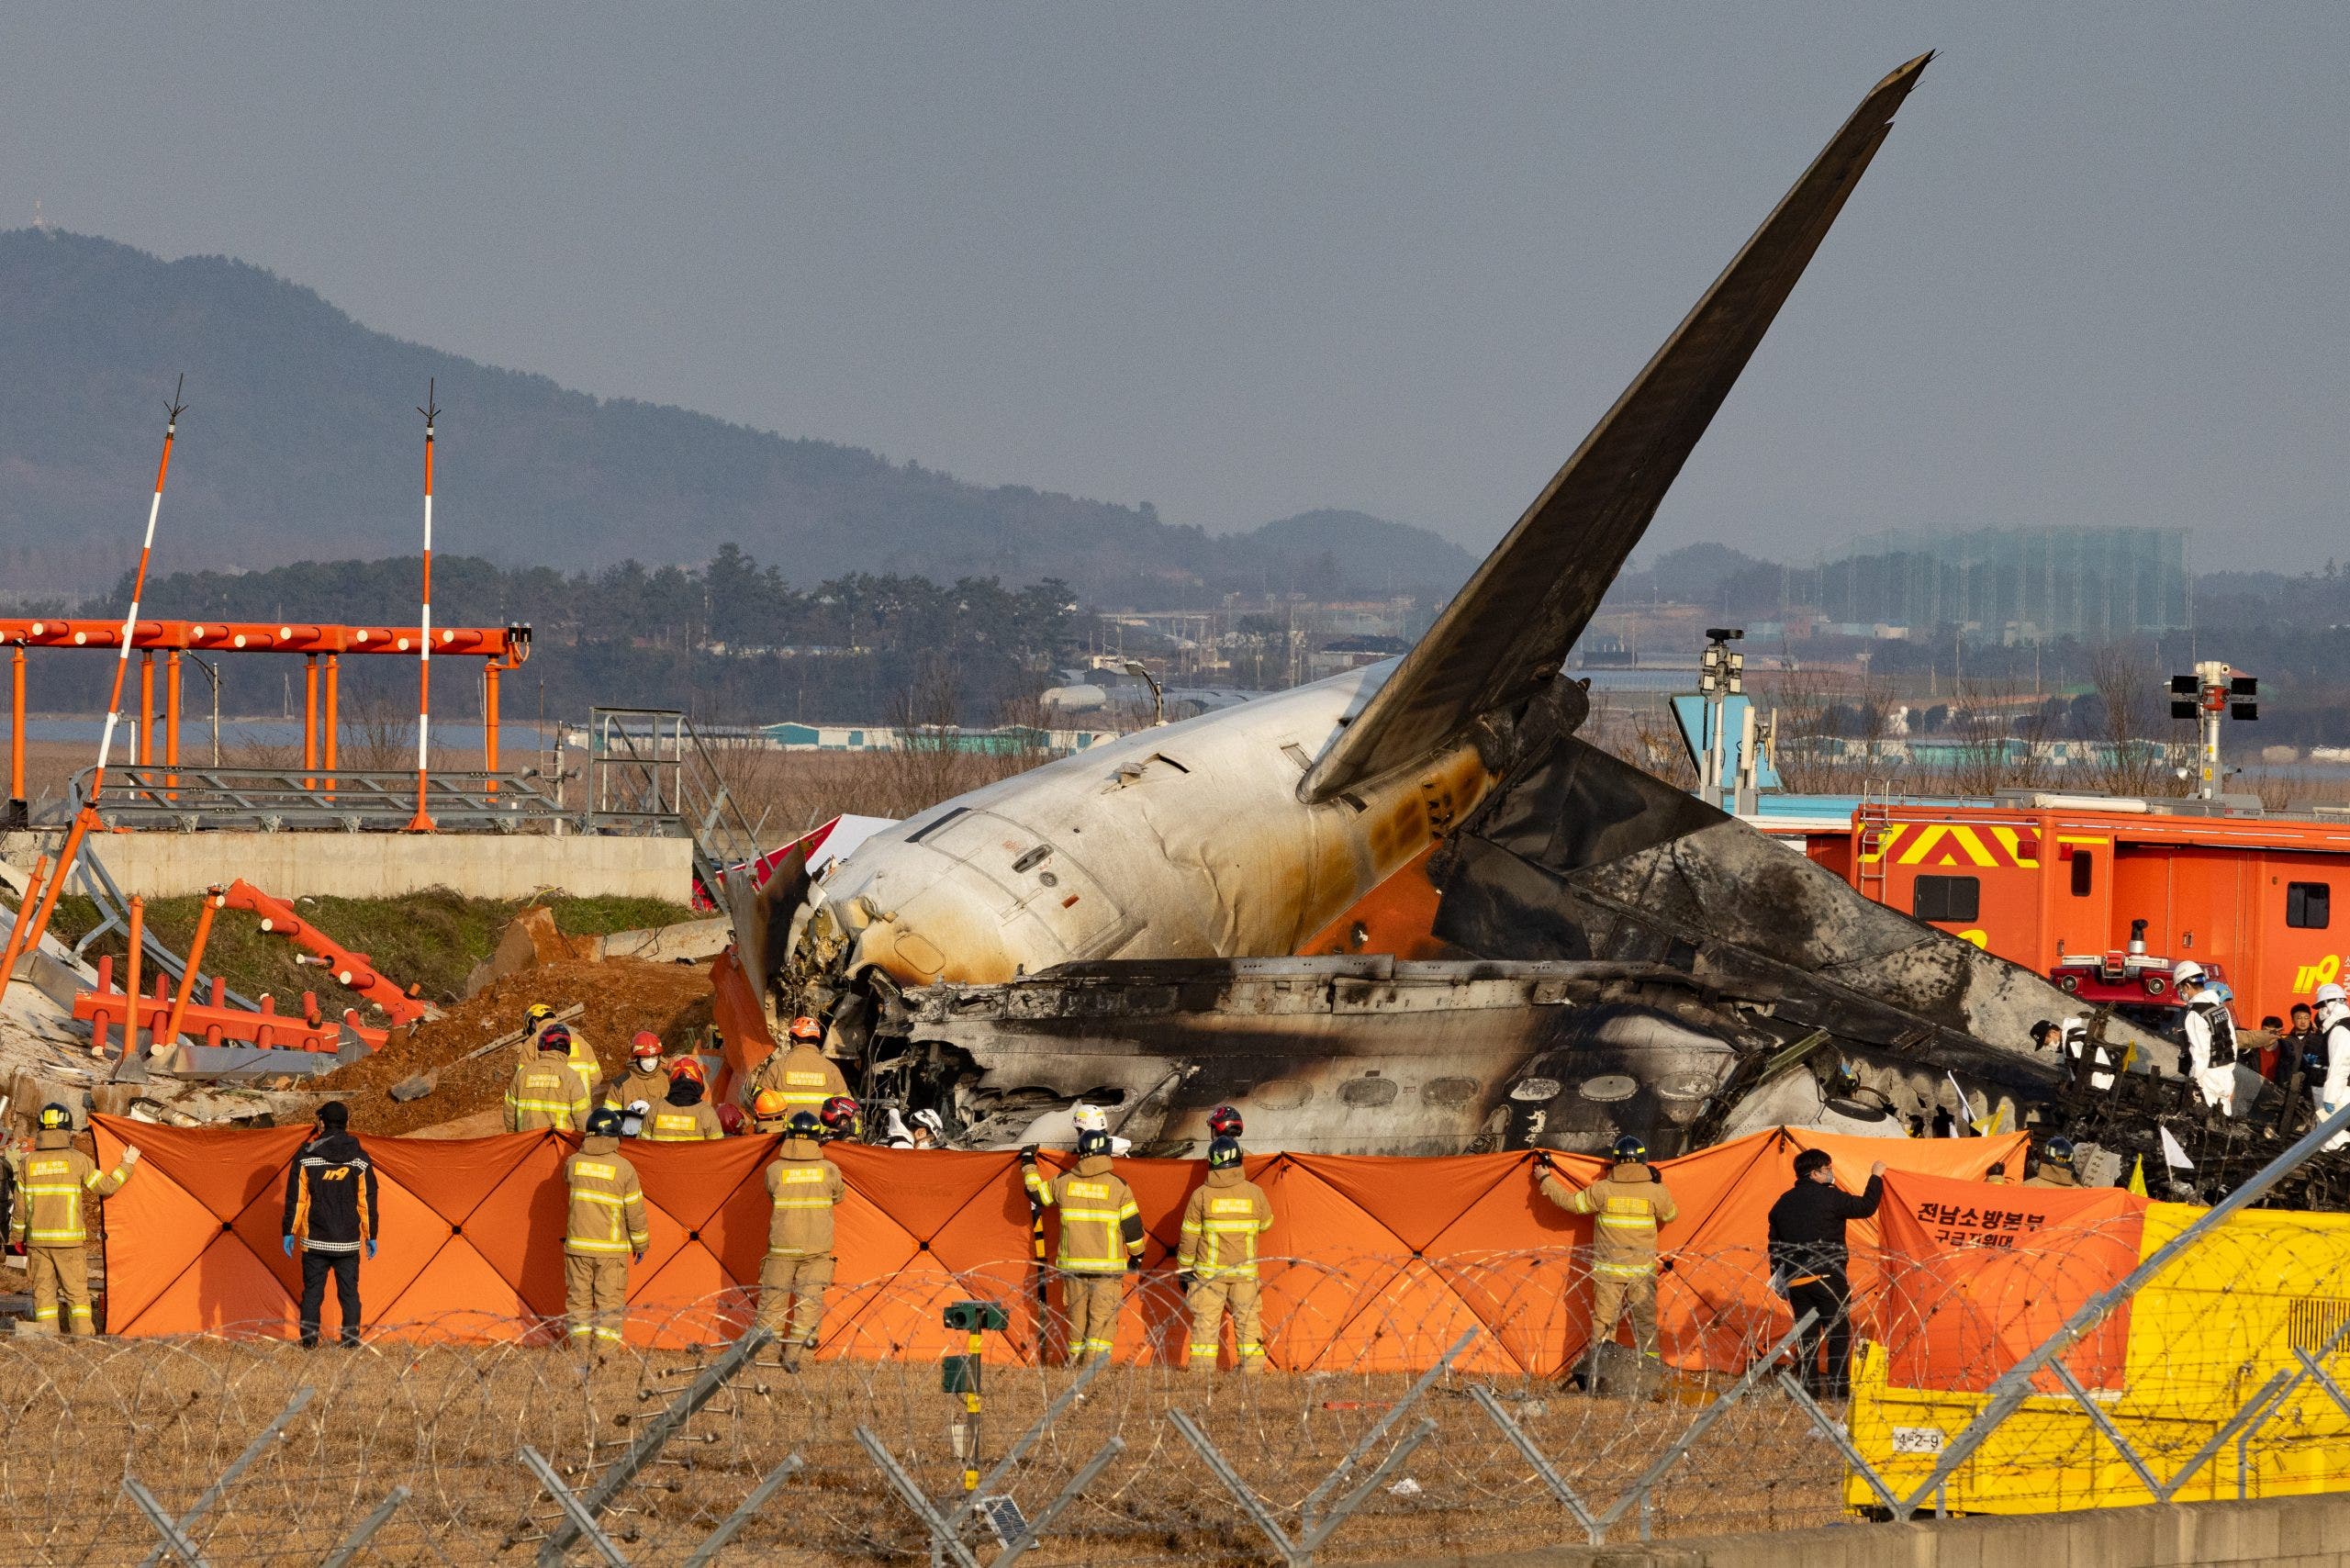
[407,381,438,831]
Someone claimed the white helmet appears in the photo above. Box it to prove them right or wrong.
[1070,1103,1110,1134]
[2171,960,2205,989]
[911,1108,944,1133]
[2316,983,2347,1007]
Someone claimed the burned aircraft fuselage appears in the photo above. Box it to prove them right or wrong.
[765,53,2198,1163]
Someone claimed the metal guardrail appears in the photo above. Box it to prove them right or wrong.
[74,765,566,833]
[585,709,766,892]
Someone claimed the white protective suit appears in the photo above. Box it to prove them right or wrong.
[2318,1002,2350,1151]
[2061,1016,2116,1092]
[2183,995,2240,1117]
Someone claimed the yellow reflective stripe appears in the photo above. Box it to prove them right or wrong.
[576,1192,629,1206]
[29,1230,88,1243]
[21,1184,82,1195]
[1595,1260,1656,1277]
[1059,1207,1124,1221]
[567,1238,634,1253]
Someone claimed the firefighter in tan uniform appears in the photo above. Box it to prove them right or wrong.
[1538,1136,1678,1383]
[742,1015,848,1119]
[1178,1137,1275,1372]
[505,1025,592,1133]
[643,1058,726,1141]
[1022,1128,1145,1365]
[564,1107,649,1350]
[2025,1135,2080,1188]
[11,1105,139,1334]
[601,1032,669,1124]
[749,1089,792,1136]
[521,1002,601,1098]
[759,1110,847,1368]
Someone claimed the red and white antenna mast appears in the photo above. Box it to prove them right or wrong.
[406,380,438,831]
[2,377,185,1005]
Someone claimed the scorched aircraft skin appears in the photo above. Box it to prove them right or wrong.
[755,54,2181,1161]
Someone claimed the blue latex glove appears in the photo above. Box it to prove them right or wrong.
[281,1236,296,1258]
[366,1240,377,1260]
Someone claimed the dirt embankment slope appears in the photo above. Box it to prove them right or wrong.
[319,957,713,1136]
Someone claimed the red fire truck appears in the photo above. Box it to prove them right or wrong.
[1795,795,2348,1026]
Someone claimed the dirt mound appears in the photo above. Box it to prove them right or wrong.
[320,957,714,1136]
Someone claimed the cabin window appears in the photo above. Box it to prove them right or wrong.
[1913,875,1980,924]
[2288,882,2332,931]
[2071,850,2095,899]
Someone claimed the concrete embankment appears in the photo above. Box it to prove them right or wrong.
[1427,1494,2350,1567]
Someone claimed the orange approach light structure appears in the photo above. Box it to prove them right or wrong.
[1,617,531,818]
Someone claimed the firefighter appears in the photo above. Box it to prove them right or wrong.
[281,1100,378,1348]
[1207,1104,1244,1139]
[564,1107,648,1351]
[2025,1135,2079,1187]
[2175,963,2241,1118]
[2028,1019,2059,1054]
[643,1058,726,1141]
[504,1025,591,1133]
[2314,983,2350,1151]
[1021,1129,1146,1365]
[819,1094,862,1144]
[1765,1150,1885,1398]
[1985,1160,2010,1185]
[743,1014,847,1119]
[759,1110,846,1369]
[1539,1136,1678,1386]
[523,1002,601,1097]
[1177,1136,1274,1372]
[11,1105,139,1334]
[602,1032,668,1117]
[749,1089,793,1136]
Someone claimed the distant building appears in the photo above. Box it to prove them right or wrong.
[755,722,1117,754]
[1817,526,2188,643]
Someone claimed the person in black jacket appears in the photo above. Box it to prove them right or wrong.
[281,1101,379,1348]
[1766,1149,1886,1398]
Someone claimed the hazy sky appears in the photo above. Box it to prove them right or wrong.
[6,6,2346,571]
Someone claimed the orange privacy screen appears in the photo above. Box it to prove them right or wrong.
[96,1117,2104,1377]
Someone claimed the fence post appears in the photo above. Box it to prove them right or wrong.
[317,1486,410,1568]
[853,1426,982,1568]
[122,1478,212,1568]
[1467,1385,1602,1541]
[2156,1372,2289,1505]
[990,1437,1125,1568]
[1588,1310,1817,1539]
[678,1455,803,1568]
[1893,1097,2350,1518]
[1297,1326,1476,1535]
[1774,1372,1902,1516]
[133,1385,316,1568]
[1169,1409,1308,1568]
[534,1326,773,1565]
[520,1447,632,1568]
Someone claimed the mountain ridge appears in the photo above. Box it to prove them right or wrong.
[0,229,1476,606]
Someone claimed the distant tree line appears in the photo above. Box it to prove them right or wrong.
[22,546,1092,726]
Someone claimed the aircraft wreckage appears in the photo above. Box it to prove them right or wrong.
[731,55,2337,1199]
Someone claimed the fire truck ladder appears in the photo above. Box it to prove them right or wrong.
[1855,788,1895,905]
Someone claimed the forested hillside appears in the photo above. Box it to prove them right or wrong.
[0,230,1474,608]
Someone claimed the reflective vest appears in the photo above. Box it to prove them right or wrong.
[505,1058,590,1133]
[1025,1155,1143,1274]
[1177,1169,1274,1280]
[565,1139,649,1256]
[10,1133,132,1248]
[766,1140,846,1257]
